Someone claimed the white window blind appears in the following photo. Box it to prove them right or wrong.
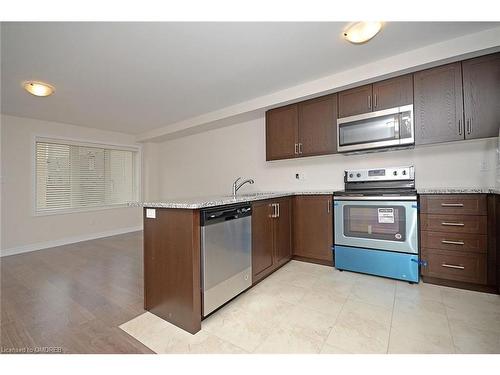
[36,140,138,213]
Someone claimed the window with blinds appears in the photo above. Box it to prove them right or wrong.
[35,139,138,214]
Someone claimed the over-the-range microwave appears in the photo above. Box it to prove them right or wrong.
[337,105,414,154]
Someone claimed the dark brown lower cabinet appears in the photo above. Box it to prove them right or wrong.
[420,194,497,293]
[143,208,201,334]
[252,197,292,284]
[292,195,333,265]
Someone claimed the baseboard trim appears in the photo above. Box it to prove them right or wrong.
[1,225,143,257]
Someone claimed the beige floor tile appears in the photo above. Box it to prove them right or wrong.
[297,285,347,318]
[156,330,248,354]
[393,296,447,318]
[312,274,356,297]
[446,305,500,334]
[320,343,354,354]
[280,305,337,342]
[441,287,500,314]
[349,281,395,309]
[396,281,444,303]
[388,326,455,354]
[246,279,308,305]
[202,296,293,352]
[270,269,320,289]
[254,325,324,353]
[449,320,500,354]
[283,260,333,276]
[325,299,392,354]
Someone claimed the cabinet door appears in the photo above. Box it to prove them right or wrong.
[251,201,275,283]
[266,104,299,161]
[338,84,373,118]
[414,62,464,145]
[274,198,292,267]
[298,94,338,157]
[293,195,333,263]
[372,74,413,111]
[462,53,500,140]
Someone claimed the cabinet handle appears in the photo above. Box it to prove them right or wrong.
[458,119,462,135]
[294,143,298,155]
[466,118,472,134]
[441,222,465,227]
[277,203,280,218]
[368,95,372,110]
[441,203,464,207]
[441,240,465,245]
[298,143,303,154]
[374,94,378,109]
[270,203,276,218]
[327,200,331,213]
[441,263,465,270]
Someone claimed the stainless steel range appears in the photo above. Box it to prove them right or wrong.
[333,166,419,283]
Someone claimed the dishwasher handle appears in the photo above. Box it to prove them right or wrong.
[201,204,252,226]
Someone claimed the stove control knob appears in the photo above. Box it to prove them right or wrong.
[393,171,398,176]
[402,170,407,175]
[356,173,361,178]
[349,173,353,178]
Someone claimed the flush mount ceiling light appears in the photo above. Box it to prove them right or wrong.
[23,81,55,97]
[343,22,383,44]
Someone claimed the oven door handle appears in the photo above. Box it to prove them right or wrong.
[333,196,417,201]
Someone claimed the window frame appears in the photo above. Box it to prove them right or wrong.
[32,135,142,216]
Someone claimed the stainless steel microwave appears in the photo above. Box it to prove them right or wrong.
[337,105,414,153]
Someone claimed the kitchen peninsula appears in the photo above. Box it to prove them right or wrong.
[136,188,499,334]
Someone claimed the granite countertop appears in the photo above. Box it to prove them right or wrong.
[417,187,499,194]
[131,187,500,209]
[129,190,338,209]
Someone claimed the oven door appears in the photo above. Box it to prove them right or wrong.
[334,198,418,254]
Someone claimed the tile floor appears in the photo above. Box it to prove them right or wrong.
[120,260,500,354]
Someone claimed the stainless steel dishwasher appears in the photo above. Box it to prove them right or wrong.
[200,203,252,317]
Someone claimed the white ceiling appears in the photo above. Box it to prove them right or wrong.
[1,22,499,134]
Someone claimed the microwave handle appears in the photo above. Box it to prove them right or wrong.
[394,113,400,140]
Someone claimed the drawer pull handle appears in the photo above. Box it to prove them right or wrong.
[441,263,465,270]
[441,240,465,245]
[441,222,465,227]
[441,203,464,207]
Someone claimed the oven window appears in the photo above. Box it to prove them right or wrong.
[343,205,406,242]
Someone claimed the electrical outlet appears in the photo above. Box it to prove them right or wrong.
[295,173,305,180]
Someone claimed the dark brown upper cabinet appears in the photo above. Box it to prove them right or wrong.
[462,53,500,140]
[298,94,338,157]
[266,104,299,161]
[338,75,414,118]
[338,84,372,118]
[266,94,337,161]
[414,62,464,145]
[372,74,414,111]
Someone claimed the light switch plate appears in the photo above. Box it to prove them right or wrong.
[146,208,156,219]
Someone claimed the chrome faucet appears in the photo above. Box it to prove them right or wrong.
[232,177,255,196]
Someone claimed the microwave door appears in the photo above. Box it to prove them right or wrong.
[338,113,399,149]
[337,105,414,152]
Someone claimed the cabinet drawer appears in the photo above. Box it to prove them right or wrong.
[420,231,487,253]
[420,194,487,215]
[421,248,487,284]
[420,214,487,234]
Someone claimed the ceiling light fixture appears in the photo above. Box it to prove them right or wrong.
[23,81,55,97]
[343,22,383,44]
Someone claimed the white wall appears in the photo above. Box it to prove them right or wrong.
[0,114,143,256]
[146,116,498,199]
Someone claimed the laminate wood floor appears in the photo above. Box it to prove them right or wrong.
[0,231,153,354]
